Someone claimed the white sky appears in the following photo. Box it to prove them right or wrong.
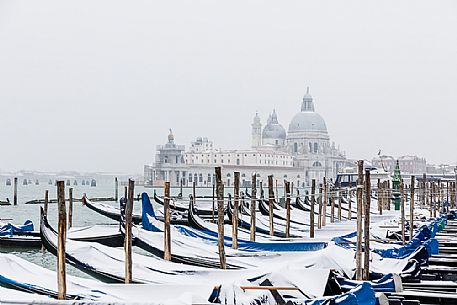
[0,0,456,173]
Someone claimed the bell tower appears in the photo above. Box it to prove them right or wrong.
[251,112,262,148]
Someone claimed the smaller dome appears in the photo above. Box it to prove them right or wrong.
[262,109,286,140]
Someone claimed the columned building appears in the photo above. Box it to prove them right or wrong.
[145,88,347,188]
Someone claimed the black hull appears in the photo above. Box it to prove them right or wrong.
[258,198,308,226]
[70,233,124,247]
[0,236,42,248]
[85,198,142,225]
[154,193,215,216]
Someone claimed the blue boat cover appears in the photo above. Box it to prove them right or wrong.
[337,273,397,293]
[302,282,376,305]
[141,192,327,252]
[333,217,443,258]
[0,220,34,237]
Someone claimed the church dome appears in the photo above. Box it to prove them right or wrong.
[288,88,328,133]
[262,110,286,140]
[289,112,327,132]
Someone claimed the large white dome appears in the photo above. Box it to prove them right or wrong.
[288,88,327,133]
[288,112,327,133]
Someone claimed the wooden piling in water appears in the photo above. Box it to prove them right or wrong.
[13,177,17,205]
[409,176,415,241]
[323,177,328,226]
[275,179,278,203]
[285,180,291,238]
[232,172,240,249]
[310,179,315,238]
[115,177,118,202]
[348,186,352,220]
[377,179,382,214]
[56,181,66,300]
[124,179,134,283]
[124,186,127,201]
[250,174,257,241]
[421,174,426,208]
[215,167,226,269]
[432,182,436,218]
[212,183,215,223]
[68,188,73,229]
[400,179,405,245]
[268,175,274,236]
[337,182,342,221]
[363,169,371,280]
[330,182,335,223]
[355,160,364,281]
[163,181,171,261]
[44,190,49,217]
[318,183,323,229]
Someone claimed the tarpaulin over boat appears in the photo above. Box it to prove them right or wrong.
[142,192,327,252]
[0,220,33,236]
[337,273,401,293]
[301,282,377,305]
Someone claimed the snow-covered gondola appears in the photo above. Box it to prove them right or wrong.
[154,192,216,216]
[83,196,142,225]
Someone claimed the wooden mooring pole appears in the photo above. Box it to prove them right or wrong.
[400,179,405,245]
[163,182,171,261]
[330,182,335,223]
[318,183,323,229]
[124,179,134,283]
[337,182,342,221]
[323,177,328,226]
[232,172,240,249]
[285,180,291,238]
[68,188,73,229]
[115,177,118,202]
[348,185,352,220]
[215,167,226,269]
[268,175,274,236]
[44,190,49,217]
[250,174,257,241]
[13,177,17,205]
[363,169,371,280]
[212,183,215,223]
[355,160,364,281]
[310,179,315,238]
[409,176,415,241]
[56,181,66,300]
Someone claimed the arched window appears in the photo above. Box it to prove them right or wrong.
[236,159,240,165]
[294,143,298,153]
[309,142,312,152]
[188,173,192,183]
[207,174,211,184]
[194,174,198,184]
[199,174,203,182]
[314,143,318,153]
[313,161,322,167]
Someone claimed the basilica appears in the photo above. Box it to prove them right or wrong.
[144,88,347,189]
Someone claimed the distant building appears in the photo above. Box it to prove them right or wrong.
[145,88,347,188]
[372,155,427,174]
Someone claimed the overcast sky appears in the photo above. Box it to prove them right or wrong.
[0,1,456,173]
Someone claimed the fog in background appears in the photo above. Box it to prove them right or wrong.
[0,0,456,173]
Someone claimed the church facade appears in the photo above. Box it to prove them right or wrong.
[144,88,347,189]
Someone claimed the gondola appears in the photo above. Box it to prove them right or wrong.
[0,234,42,248]
[257,197,309,226]
[153,192,216,216]
[40,207,129,283]
[83,197,142,224]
